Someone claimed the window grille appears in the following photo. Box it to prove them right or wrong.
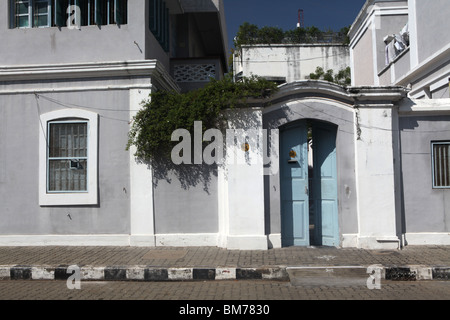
[432,142,450,188]
[47,121,88,192]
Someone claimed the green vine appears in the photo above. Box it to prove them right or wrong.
[127,75,279,162]
[309,66,351,86]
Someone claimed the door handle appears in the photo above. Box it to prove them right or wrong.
[305,186,309,195]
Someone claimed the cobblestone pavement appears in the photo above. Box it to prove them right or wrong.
[0,279,449,301]
[0,245,449,267]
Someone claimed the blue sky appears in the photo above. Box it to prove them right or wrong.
[224,0,367,50]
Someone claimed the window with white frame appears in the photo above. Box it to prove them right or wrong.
[39,109,98,206]
[432,142,450,188]
[10,0,127,29]
[11,0,51,28]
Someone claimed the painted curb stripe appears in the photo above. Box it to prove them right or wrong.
[10,265,32,280]
[0,265,448,281]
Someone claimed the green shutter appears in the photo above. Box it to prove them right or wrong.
[158,0,164,41]
[164,7,169,51]
[156,0,162,40]
[55,0,67,27]
[149,0,169,51]
[115,0,126,25]
[77,0,88,26]
[149,0,157,33]
[95,0,105,25]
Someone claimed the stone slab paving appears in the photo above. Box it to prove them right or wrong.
[0,245,448,282]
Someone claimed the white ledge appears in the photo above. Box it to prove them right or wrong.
[0,60,180,92]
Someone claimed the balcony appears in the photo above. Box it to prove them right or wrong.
[379,46,410,86]
[170,58,224,92]
[378,24,410,86]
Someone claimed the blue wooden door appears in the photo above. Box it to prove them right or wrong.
[312,123,339,246]
[280,123,309,246]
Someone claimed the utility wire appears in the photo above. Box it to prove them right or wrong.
[35,93,137,123]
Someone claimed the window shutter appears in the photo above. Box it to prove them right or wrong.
[149,0,157,34]
[163,7,169,51]
[161,2,166,44]
[95,0,104,25]
[77,0,88,26]
[54,0,67,27]
[157,0,164,41]
[115,0,126,25]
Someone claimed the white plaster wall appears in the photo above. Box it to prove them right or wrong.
[221,107,267,250]
[236,45,349,83]
[354,106,400,249]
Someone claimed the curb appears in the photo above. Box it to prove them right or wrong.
[0,265,289,282]
[0,265,449,282]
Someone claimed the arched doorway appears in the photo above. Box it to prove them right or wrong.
[280,119,339,247]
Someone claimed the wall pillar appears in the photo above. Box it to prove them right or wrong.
[129,88,156,246]
[354,103,400,249]
[220,107,268,250]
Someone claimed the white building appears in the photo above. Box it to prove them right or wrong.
[233,44,349,84]
[349,0,450,99]
[0,0,448,250]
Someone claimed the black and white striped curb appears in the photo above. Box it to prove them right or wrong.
[0,265,449,281]
[0,265,289,281]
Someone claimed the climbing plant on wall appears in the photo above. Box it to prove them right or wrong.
[309,66,352,86]
[127,75,279,162]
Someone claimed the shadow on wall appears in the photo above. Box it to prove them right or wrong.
[148,106,266,194]
[151,157,217,194]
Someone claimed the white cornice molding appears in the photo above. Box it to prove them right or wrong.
[399,98,450,115]
[347,86,409,103]
[270,81,409,105]
[245,81,409,111]
[0,60,180,92]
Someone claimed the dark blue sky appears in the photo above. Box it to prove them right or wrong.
[224,0,367,49]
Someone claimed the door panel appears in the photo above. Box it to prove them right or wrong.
[312,123,339,247]
[280,123,309,247]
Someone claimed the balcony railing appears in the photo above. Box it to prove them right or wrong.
[171,58,224,92]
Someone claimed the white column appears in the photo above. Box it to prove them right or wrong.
[354,105,400,249]
[129,88,156,246]
[408,0,420,69]
[224,107,267,250]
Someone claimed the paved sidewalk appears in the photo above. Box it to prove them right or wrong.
[0,245,449,282]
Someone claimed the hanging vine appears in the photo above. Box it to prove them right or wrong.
[127,75,279,162]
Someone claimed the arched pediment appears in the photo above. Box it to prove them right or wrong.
[272,80,354,107]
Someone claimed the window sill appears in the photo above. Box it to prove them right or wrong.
[9,24,127,30]
[39,193,98,207]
